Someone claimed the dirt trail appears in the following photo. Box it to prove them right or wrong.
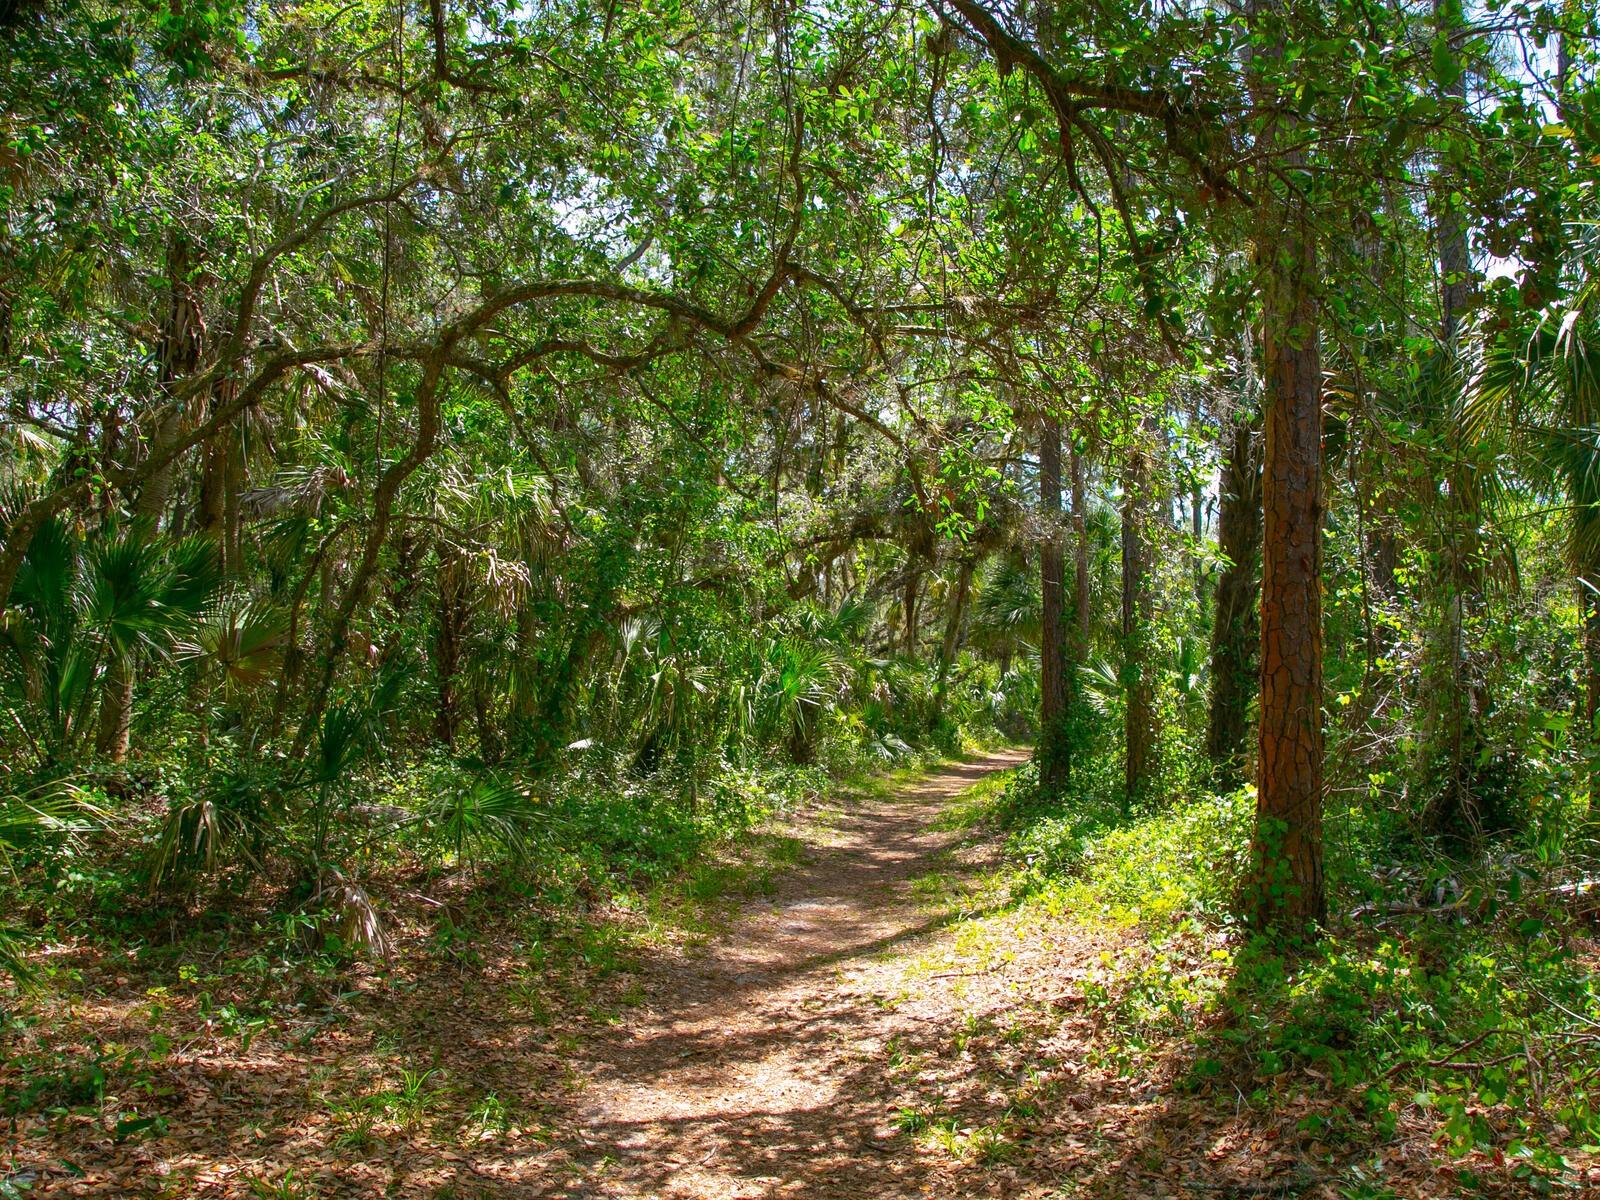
[558,749,1030,1199]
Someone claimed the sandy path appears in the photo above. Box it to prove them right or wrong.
[554,749,1029,1199]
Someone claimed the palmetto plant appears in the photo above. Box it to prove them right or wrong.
[1466,222,1600,732]
[148,684,397,891]
[180,595,288,696]
[970,556,1041,670]
[760,636,846,764]
[148,769,281,890]
[0,780,99,980]
[421,773,545,868]
[86,525,221,761]
[1079,655,1124,718]
[0,516,219,765]
[0,512,95,762]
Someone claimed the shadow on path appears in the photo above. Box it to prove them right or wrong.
[544,748,1031,1199]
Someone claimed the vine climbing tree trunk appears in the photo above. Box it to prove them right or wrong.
[1071,444,1091,664]
[1422,0,1489,838]
[434,545,469,747]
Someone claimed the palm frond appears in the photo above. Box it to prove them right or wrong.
[422,773,543,866]
[179,595,288,690]
[146,772,278,890]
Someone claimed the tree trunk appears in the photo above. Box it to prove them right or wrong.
[95,657,134,761]
[434,548,468,747]
[1248,1,1326,934]
[1421,0,1489,838]
[473,679,502,764]
[1250,206,1325,934]
[1435,0,1473,347]
[95,237,206,759]
[136,234,204,528]
[1582,565,1600,794]
[1071,445,1091,662]
[293,352,447,759]
[901,568,920,657]
[934,557,976,727]
[1039,416,1069,789]
[1192,481,1207,618]
[1122,445,1153,806]
[1207,402,1262,786]
[1584,577,1600,733]
[197,434,226,547]
[222,424,243,577]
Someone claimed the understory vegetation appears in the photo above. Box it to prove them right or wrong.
[3,0,1600,1193]
[933,758,1600,1193]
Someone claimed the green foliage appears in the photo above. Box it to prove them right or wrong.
[991,754,1600,1182]
[0,781,99,981]
[1010,786,1253,923]
[2,0,1600,1182]
[421,773,544,868]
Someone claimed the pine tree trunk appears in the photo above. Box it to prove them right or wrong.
[1250,200,1326,934]
[1248,0,1326,934]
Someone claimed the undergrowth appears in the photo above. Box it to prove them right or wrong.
[0,737,983,1143]
[968,759,1600,1193]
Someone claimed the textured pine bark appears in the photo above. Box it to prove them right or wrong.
[1244,0,1326,936]
[1251,214,1326,933]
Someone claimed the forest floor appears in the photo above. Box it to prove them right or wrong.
[6,749,1573,1198]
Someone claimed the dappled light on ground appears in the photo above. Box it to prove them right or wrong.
[7,753,1594,1198]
